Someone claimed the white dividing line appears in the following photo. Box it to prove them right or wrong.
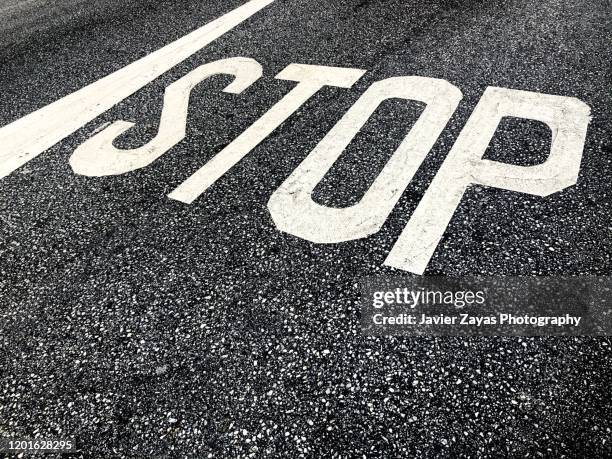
[0,0,275,179]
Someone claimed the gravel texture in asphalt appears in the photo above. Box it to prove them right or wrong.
[0,0,611,456]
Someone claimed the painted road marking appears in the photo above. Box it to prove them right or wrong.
[0,1,593,275]
[0,0,275,179]
[168,63,366,204]
[267,76,462,244]
[384,87,591,273]
[70,57,263,176]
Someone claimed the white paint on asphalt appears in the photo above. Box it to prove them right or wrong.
[384,87,591,274]
[168,63,366,204]
[69,57,263,176]
[267,76,462,243]
[0,0,593,277]
[0,0,275,179]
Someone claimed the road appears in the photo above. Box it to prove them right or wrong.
[0,0,611,456]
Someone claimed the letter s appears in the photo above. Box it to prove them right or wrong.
[69,57,262,176]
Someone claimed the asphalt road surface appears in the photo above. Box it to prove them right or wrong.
[1,0,611,456]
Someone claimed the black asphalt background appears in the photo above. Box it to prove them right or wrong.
[1,0,611,456]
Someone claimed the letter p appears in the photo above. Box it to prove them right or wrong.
[385,87,591,274]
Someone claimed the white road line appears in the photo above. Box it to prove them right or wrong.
[0,0,275,179]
